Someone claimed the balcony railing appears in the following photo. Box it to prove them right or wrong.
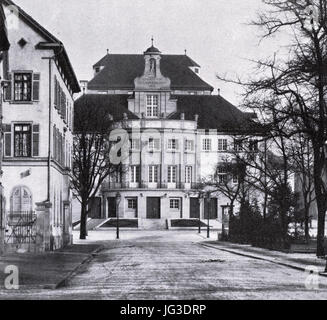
[101,182,201,191]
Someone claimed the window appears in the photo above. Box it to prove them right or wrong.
[170,198,180,210]
[168,166,177,183]
[185,166,192,184]
[130,166,140,183]
[185,140,194,152]
[217,166,227,184]
[149,165,159,183]
[127,198,137,210]
[14,73,32,101]
[233,175,238,184]
[168,139,178,151]
[148,137,160,151]
[202,138,211,151]
[234,139,243,152]
[218,139,228,152]
[146,95,159,117]
[14,124,31,157]
[249,140,259,152]
[130,139,140,151]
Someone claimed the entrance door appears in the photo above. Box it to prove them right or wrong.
[146,197,161,219]
[89,197,102,219]
[108,197,117,218]
[190,198,200,219]
[204,198,218,220]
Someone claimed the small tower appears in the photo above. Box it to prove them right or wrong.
[134,38,171,91]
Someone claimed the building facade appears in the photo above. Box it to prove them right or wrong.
[1,0,80,250]
[76,44,258,229]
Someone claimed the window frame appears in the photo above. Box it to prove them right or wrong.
[185,140,194,152]
[146,95,159,118]
[13,72,32,102]
[149,165,159,183]
[185,166,192,184]
[130,165,140,183]
[13,123,32,158]
[127,198,137,210]
[167,165,177,183]
[202,138,212,152]
[169,198,180,210]
[218,139,228,152]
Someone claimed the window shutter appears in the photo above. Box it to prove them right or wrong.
[32,124,40,157]
[3,73,12,101]
[3,124,12,157]
[54,76,58,108]
[176,140,179,150]
[32,73,40,101]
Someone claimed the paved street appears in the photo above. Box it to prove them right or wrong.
[1,230,327,300]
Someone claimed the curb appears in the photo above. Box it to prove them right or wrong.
[199,243,327,277]
[55,245,104,289]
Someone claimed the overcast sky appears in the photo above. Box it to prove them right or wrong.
[14,0,290,106]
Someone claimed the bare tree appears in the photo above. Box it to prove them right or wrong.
[218,0,327,256]
[289,134,316,242]
[71,97,123,240]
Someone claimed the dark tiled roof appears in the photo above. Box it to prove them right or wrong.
[74,94,139,132]
[75,94,261,134]
[0,3,9,51]
[88,54,212,91]
[3,0,80,93]
[168,95,262,133]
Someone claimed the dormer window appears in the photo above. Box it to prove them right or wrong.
[146,95,159,117]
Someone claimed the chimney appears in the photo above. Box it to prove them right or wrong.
[123,113,128,120]
[108,114,113,121]
[181,113,185,120]
[195,114,199,122]
[218,88,221,96]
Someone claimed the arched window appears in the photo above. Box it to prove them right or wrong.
[10,186,33,213]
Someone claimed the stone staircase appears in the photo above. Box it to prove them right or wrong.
[138,219,168,230]
[74,218,107,231]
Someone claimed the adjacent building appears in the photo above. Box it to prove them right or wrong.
[1,0,80,250]
[76,44,258,229]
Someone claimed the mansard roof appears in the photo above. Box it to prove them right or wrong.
[2,0,80,93]
[74,94,260,133]
[168,95,261,133]
[88,54,213,92]
[74,94,139,132]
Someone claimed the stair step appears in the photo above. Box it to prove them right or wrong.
[139,219,168,230]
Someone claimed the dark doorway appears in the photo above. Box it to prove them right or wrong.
[108,197,117,218]
[190,198,200,219]
[204,198,218,220]
[146,197,161,219]
[88,197,102,219]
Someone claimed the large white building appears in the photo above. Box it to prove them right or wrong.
[1,0,80,250]
[76,44,259,229]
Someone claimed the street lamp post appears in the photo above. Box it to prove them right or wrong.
[116,192,121,239]
[198,197,202,234]
[207,193,211,239]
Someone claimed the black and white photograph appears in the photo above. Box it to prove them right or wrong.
[0,0,327,304]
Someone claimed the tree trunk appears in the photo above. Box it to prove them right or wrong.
[80,201,88,240]
[313,149,326,257]
[304,205,310,244]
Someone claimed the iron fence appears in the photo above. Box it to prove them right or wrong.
[5,211,37,244]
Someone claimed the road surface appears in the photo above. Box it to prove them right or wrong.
[1,231,327,300]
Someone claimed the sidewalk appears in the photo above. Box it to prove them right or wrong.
[0,242,103,290]
[197,233,327,274]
